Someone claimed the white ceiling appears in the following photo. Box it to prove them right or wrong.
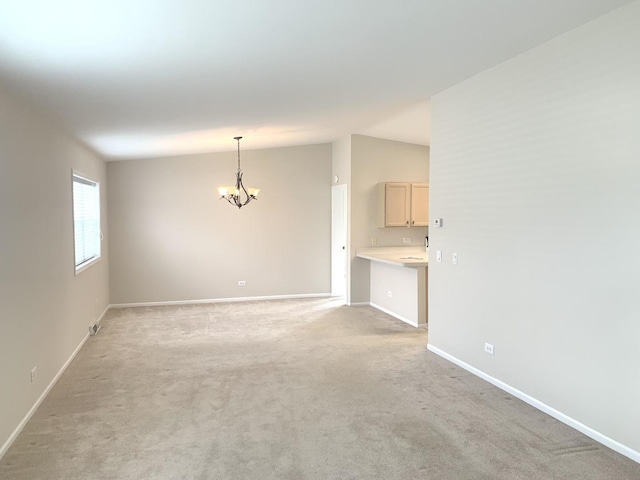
[0,0,632,159]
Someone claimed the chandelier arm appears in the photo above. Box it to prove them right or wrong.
[238,178,250,199]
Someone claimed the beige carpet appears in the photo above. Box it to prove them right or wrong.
[1,298,638,479]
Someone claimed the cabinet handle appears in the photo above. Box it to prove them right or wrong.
[406,221,409,226]
[412,220,415,225]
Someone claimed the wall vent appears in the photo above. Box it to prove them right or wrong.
[88,322,101,336]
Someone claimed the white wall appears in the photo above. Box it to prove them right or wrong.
[370,261,422,326]
[107,144,332,304]
[350,135,429,303]
[429,0,640,458]
[0,85,109,454]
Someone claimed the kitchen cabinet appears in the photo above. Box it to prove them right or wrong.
[410,183,429,227]
[377,182,429,227]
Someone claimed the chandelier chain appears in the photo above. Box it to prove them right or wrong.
[235,136,242,173]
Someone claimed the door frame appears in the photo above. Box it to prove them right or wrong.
[331,184,348,300]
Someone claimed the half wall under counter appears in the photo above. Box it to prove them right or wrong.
[356,247,428,327]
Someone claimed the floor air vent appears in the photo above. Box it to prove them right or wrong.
[89,322,101,336]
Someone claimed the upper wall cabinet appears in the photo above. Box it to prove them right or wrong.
[410,183,429,227]
[377,182,429,228]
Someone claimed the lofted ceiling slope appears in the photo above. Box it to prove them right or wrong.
[0,0,633,159]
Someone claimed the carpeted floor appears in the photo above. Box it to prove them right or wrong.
[1,297,639,479]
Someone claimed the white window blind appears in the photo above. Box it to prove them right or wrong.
[73,173,101,272]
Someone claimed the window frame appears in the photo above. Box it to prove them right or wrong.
[72,170,101,275]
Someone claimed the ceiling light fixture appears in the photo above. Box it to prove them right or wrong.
[217,136,259,209]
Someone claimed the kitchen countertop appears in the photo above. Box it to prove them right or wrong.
[356,247,429,267]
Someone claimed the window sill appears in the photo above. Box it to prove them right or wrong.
[75,256,101,275]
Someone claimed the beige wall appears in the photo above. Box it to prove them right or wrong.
[107,144,332,304]
[350,135,429,303]
[0,86,109,453]
[370,261,421,326]
[429,1,640,458]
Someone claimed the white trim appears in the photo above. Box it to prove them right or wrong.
[109,293,331,309]
[370,302,419,327]
[0,305,110,460]
[426,344,640,465]
[95,304,110,326]
[74,256,101,275]
[346,302,370,307]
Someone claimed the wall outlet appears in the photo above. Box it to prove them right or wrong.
[484,343,495,355]
[238,281,246,287]
[402,237,411,244]
[31,366,37,383]
[452,252,458,265]
[436,250,442,263]
[371,237,377,246]
[387,291,392,298]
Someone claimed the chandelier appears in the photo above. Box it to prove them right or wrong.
[217,136,259,208]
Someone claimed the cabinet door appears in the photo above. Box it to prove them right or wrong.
[385,183,410,227]
[411,183,429,227]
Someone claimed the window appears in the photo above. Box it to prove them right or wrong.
[72,172,101,273]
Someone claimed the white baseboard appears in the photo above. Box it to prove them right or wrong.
[347,302,370,307]
[0,305,110,460]
[369,302,420,328]
[426,344,640,465]
[109,293,331,309]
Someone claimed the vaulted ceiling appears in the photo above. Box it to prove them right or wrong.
[0,0,632,159]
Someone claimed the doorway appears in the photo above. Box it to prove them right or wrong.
[331,184,347,300]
